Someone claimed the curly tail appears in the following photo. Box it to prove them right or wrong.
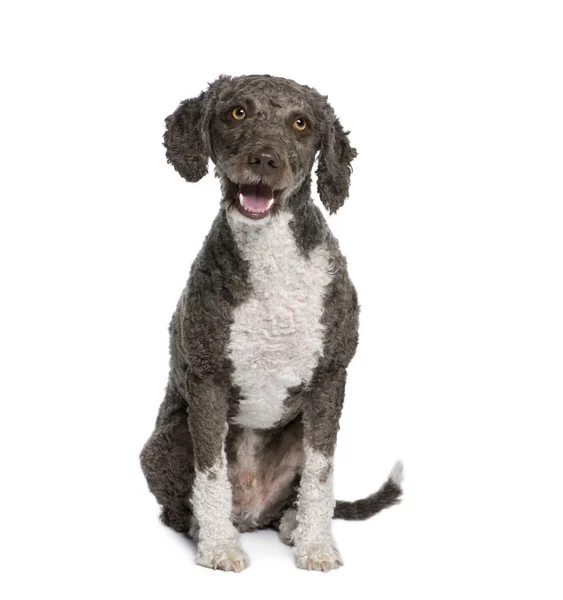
[334,461,404,520]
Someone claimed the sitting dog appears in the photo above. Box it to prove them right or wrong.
[140,74,403,572]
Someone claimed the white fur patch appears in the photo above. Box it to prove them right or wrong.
[191,458,236,545]
[294,444,336,548]
[227,211,332,429]
[390,460,404,486]
[191,441,248,570]
[293,444,342,570]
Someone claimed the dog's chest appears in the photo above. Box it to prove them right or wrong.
[228,214,332,429]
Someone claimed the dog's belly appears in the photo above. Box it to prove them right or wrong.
[227,423,304,531]
[228,214,332,430]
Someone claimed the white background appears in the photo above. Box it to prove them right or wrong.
[1,1,562,598]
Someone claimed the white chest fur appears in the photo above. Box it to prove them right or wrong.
[227,212,332,429]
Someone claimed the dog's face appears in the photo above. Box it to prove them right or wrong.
[211,77,322,222]
[163,75,357,220]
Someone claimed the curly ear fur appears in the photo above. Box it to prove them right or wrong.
[163,76,230,182]
[316,108,357,214]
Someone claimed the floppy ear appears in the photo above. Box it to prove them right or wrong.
[316,110,358,214]
[163,77,229,182]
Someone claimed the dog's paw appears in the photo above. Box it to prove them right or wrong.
[196,542,249,573]
[295,544,343,572]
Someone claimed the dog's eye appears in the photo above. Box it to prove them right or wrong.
[293,118,307,131]
[231,107,247,121]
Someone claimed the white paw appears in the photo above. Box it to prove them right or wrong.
[196,542,249,573]
[295,544,343,572]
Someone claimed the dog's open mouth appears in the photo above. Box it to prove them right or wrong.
[236,183,275,219]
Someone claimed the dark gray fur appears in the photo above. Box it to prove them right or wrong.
[140,75,402,547]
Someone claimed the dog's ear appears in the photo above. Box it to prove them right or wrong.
[316,106,357,214]
[163,77,229,182]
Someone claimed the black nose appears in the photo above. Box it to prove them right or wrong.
[248,150,280,177]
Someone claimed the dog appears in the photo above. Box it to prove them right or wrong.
[140,74,403,572]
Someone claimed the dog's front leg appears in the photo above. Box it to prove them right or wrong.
[187,379,248,572]
[293,366,346,572]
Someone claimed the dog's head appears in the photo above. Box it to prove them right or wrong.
[164,74,357,221]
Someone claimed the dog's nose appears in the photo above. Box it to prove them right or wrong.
[248,150,280,177]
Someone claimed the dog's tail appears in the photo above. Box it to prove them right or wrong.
[333,460,404,520]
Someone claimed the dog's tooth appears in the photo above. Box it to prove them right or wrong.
[239,193,244,206]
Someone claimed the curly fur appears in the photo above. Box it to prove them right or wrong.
[140,74,402,572]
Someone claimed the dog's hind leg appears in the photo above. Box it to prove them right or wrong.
[140,405,196,538]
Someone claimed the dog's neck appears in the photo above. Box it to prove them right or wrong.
[223,176,328,257]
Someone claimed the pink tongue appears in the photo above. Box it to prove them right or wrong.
[241,184,273,211]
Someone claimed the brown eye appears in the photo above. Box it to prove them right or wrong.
[293,117,307,131]
[231,107,246,120]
